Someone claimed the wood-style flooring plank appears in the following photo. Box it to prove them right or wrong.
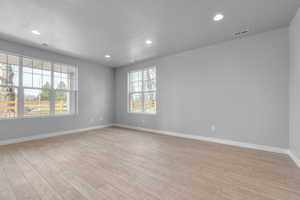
[0,127,299,200]
[0,147,41,200]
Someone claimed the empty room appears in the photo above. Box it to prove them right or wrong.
[0,0,300,199]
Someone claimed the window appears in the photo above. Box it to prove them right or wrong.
[0,51,78,119]
[0,54,19,118]
[128,67,156,114]
[23,58,52,117]
[53,64,77,115]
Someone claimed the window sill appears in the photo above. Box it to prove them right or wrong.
[128,112,157,115]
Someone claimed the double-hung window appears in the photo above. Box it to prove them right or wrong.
[23,58,52,116]
[53,63,77,115]
[0,54,19,118]
[0,51,78,119]
[128,67,156,114]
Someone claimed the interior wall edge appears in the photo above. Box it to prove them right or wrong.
[289,7,300,167]
[287,150,300,168]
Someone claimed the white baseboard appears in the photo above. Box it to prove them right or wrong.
[112,124,300,168]
[1,123,298,168]
[287,150,300,168]
[112,124,288,154]
[0,124,113,146]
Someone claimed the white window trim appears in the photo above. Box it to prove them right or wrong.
[127,66,157,115]
[0,50,79,120]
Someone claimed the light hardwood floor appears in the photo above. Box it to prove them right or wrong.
[0,127,299,200]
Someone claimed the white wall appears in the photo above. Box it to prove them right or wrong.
[0,27,291,150]
[289,8,300,159]
[0,39,114,141]
[115,28,289,148]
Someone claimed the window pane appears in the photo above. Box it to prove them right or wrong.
[69,78,76,91]
[0,64,6,86]
[0,87,17,118]
[144,67,156,80]
[56,79,68,89]
[43,70,51,77]
[144,92,156,113]
[11,64,19,86]
[33,59,43,69]
[23,58,52,89]
[55,91,70,115]
[23,66,32,73]
[33,67,42,75]
[24,89,50,116]
[67,66,76,74]
[61,78,70,90]
[43,76,51,88]
[23,73,33,87]
[43,62,51,72]
[0,63,19,86]
[144,79,156,91]
[61,72,68,79]
[130,81,142,92]
[62,65,75,89]
[54,64,61,75]
[61,65,70,74]
[53,64,76,90]
[129,71,142,82]
[23,57,33,67]
[130,93,142,113]
[33,73,42,88]
[54,77,60,89]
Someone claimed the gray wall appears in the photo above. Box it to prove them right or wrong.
[115,28,289,148]
[0,39,114,141]
[289,8,300,158]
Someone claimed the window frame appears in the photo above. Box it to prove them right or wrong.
[0,50,78,120]
[127,66,157,115]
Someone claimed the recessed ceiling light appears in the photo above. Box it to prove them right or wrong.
[105,54,111,58]
[31,30,41,35]
[145,40,153,45]
[213,14,224,21]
